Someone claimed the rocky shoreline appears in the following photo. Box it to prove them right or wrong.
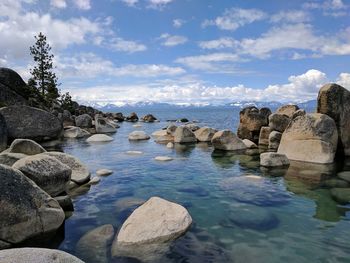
[0,68,350,262]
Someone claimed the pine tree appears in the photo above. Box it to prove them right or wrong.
[29,32,59,106]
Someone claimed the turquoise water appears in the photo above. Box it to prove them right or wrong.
[49,107,349,262]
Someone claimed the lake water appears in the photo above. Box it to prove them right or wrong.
[36,106,350,262]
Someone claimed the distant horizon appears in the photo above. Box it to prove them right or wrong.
[1,0,349,104]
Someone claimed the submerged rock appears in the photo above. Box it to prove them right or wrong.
[0,248,83,263]
[330,188,350,204]
[317,83,350,156]
[174,126,197,143]
[113,197,192,246]
[76,224,115,263]
[87,134,113,142]
[0,165,65,244]
[43,151,91,185]
[8,138,46,155]
[260,152,290,167]
[88,176,100,185]
[211,130,247,151]
[323,179,349,188]
[278,113,338,164]
[128,131,150,141]
[12,154,71,197]
[194,126,217,142]
[337,171,350,183]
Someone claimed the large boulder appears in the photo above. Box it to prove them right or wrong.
[43,151,90,185]
[141,114,157,122]
[64,126,90,138]
[0,152,27,166]
[152,130,174,143]
[0,248,83,263]
[174,126,197,143]
[75,114,93,128]
[194,127,217,142]
[12,154,72,196]
[268,113,290,133]
[8,139,46,155]
[166,123,178,135]
[0,68,29,106]
[95,115,117,133]
[62,110,75,127]
[258,126,272,146]
[317,83,350,156]
[113,197,192,246]
[126,112,139,122]
[0,105,63,142]
[0,113,7,152]
[237,106,271,143]
[268,131,282,150]
[76,224,114,263]
[278,113,338,164]
[276,104,299,118]
[211,130,247,151]
[0,165,65,244]
[128,131,150,141]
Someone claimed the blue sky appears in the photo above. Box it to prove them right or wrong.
[1,0,350,105]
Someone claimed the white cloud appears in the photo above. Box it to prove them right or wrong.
[109,37,147,53]
[121,0,138,7]
[173,19,185,28]
[55,53,185,78]
[199,37,239,50]
[337,73,350,89]
[51,0,66,9]
[202,8,266,31]
[159,33,188,47]
[270,10,311,23]
[73,0,91,10]
[303,0,348,17]
[148,0,173,9]
[175,52,242,71]
[68,69,349,105]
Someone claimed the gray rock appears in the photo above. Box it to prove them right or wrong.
[276,104,299,118]
[237,106,271,143]
[0,248,83,263]
[95,115,117,133]
[155,156,173,161]
[88,176,100,185]
[64,126,90,138]
[166,123,178,135]
[260,152,290,167]
[268,131,282,150]
[337,171,350,183]
[323,179,349,188]
[278,113,338,164]
[194,127,217,142]
[96,169,113,176]
[126,112,139,122]
[141,114,157,122]
[211,130,247,151]
[76,224,114,263]
[185,123,200,132]
[268,113,290,132]
[0,165,64,244]
[0,105,63,142]
[258,126,272,146]
[317,83,350,156]
[166,142,174,148]
[0,113,7,152]
[128,131,150,141]
[43,151,91,185]
[292,109,306,119]
[242,139,258,149]
[152,130,174,143]
[8,139,46,155]
[174,126,197,143]
[75,114,93,128]
[0,152,27,166]
[13,154,72,197]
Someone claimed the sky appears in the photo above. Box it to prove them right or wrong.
[1,0,350,105]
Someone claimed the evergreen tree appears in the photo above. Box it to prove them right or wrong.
[29,32,59,106]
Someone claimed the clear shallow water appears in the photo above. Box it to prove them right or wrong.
[40,107,350,262]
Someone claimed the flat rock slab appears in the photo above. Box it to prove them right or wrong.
[0,248,84,263]
[113,196,192,245]
[87,134,114,142]
[155,156,173,161]
[96,169,113,176]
